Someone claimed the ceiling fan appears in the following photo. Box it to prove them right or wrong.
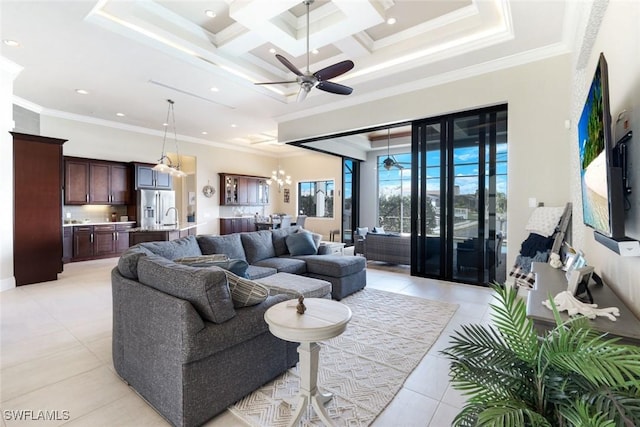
[382,128,400,170]
[254,0,354,102]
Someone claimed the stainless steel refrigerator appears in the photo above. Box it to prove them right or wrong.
[138,189,176,229]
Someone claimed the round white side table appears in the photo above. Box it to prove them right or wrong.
[264,298,352,427]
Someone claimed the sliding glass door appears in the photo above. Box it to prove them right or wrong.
[411,106,507,285]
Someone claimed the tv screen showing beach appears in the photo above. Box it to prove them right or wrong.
[578,62,610,235]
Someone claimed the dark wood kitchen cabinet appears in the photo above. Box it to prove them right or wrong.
[71,223,133,261]
[63,227,73,263]
[12,132,66,286]
[219,173,268,206]
[64,157,131,205]
[219,218,255,235]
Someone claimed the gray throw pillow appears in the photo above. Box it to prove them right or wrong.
[139,235,203,260]
[286,232,318,256]
[117,245,153,279]
[224,271,269,308]
[197,234,247,261]
[137,255,236,324]
[296,228,322,249]
[241,231,276,264]
[174,255,249,278]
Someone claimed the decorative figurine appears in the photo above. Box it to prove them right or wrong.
[296,295,306,315]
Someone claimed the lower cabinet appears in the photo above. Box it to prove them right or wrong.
[63,227,73,263]
[70,223,133,261]
[220,218,256,235]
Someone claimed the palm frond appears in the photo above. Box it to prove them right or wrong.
[476,400,552,427]
[560,399,617,427]
[488,283,539,363]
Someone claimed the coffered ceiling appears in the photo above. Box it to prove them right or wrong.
[1,0,575,155]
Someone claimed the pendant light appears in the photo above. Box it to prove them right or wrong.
[153,99,187,177]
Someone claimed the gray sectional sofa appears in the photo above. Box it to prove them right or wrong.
[112,227,366,427]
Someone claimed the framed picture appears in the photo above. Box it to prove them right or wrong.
[564,251,586,280]
[284,188,290,203]
[567,265,595,302]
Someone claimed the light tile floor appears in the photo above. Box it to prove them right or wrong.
[0,258,495,427]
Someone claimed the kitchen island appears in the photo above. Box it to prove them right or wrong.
[128,223,201,245]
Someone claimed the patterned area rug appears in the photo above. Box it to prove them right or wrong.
[229,288,458,426]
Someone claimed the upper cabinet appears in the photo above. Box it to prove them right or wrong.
[133,162,173,190]
[64,157,131,205]
[219,173,269,205]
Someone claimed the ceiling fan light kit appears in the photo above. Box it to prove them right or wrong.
[255,0,354,102]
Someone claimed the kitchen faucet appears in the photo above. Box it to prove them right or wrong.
[165,207,179,228]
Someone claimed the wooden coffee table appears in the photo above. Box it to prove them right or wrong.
[264,298,352,427]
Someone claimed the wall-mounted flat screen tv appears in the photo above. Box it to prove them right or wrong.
[577,53,625,239]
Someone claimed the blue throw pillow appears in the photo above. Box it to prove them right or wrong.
[286,232,318,256]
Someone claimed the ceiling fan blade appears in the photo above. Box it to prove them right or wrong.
[314,60,355,81]
[296,87,310,103]
[276,54,303,76]
[254,80,297,85]
[316,81,353,95]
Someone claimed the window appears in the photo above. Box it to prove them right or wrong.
[298,180,334,218]
[377,153,411,233]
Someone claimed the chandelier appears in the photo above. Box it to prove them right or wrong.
[153,99,187,177]
[266,166,291,192]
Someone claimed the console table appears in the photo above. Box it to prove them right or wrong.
[527,262,640,346]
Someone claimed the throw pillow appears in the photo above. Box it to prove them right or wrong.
[139,235,203,260]
[224,271,269,308]
[174,254,250,277]
[296,228,322,249]
[373,226,385,234]
[196,234,247,261]
[286,231,318,256]
[137,255,236,324]
[241,230,276,264]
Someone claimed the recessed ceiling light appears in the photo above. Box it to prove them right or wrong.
[201,131,208,135]
[116,112,125,117]
[205,10,216,18]
[231,124,237,128]
[75,89,89,95]
[311,49,319,55]
[3,39,20,47]
[387,17,397,25]
[210,87,219,92]
[269,48,276,54]
[162,122,169,127]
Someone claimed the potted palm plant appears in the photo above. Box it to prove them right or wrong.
[442,284,640,426]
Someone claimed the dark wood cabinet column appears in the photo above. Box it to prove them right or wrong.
[12,132,66,286]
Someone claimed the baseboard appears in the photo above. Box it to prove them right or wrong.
[0,276,16,292]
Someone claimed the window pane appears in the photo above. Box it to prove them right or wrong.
[297,180,334,218]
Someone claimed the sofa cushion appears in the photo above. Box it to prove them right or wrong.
[224,271,269,308]
[303,255,366,278]
[139,235,203,260]
[256,272,331,299]
[117,244,153,279]
[271,226,300,256]
[253,257,307,275]
[286,232,318,256]
[137,255,236,324]
[245,265,278,280]
[174,254,249,277]
[241,231,276,264]
[197,234,247,261]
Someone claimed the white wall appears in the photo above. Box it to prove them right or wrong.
[280,54,573,274]
[0,56,22,291]
[569,0,640,316]
[277,152,343,240]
